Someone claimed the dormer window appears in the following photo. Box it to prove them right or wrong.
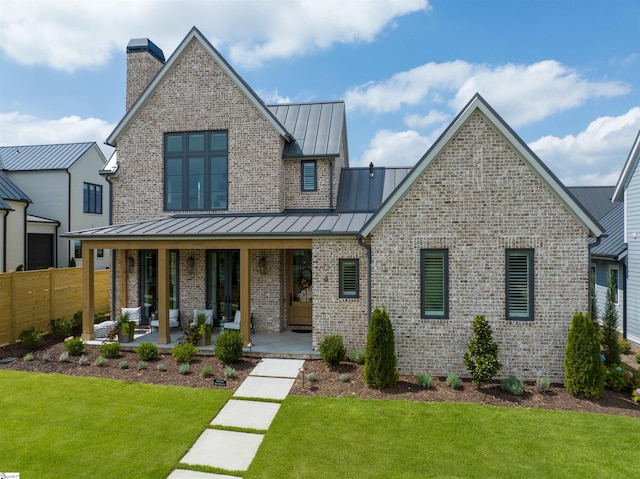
[301,160,317,192]
[165,131,228,211]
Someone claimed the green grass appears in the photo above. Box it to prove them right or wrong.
[247,396,640,478]
[0,370,232,478]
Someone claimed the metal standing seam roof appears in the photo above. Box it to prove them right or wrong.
[267,102,345,158]
[0,170,31,207]
[336,167,412,212]
[64,211,374,239]
[590,202,626,259]
[0,142,94,171]
[567,186,620,221]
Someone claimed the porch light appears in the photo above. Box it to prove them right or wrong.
[259,256,267,274]
[369,162,374,178]
[188,256,195,270]
[127,256,134,270]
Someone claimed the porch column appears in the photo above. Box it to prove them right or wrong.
[157,248,171,344]
[81,244,95,340]
[240,247,251,346]
[118,249,128,310]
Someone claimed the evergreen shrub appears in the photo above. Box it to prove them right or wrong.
[215,331,244,365]
[463,315,501,387]
[564,311,604,399]
[319,335,346,367]
[364,306,398,388]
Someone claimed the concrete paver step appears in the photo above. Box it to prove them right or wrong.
[250,358,305,378]
[180,429,264,471]
[233,376,295,400]
[167,469,238,479]
[212,399,281,430]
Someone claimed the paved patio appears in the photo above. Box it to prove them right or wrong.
[86,329,318,358]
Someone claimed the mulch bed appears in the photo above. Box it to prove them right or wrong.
[1,335,639,419]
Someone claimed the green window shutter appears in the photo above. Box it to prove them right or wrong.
[301,161,316,191]
[506,250,534,320]
[339,259,359,298]
[421,250,448,319]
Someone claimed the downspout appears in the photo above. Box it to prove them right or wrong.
[2,210,7,272]
[66,169,72,266]
[329,158,334,210]
[357,235,372,323]
[588,235,603,319]
[102,170,116,320]
[23,203,28,269]
[622,260,627,339]
[54,221,59,268]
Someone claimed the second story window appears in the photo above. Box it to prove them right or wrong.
[83,182,102,214]
[301,160,317,191]
[165,131,228,211]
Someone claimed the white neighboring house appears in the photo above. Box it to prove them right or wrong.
[0,170,30,271]
[0,142,111,270]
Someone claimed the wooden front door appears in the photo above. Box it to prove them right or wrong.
[289,249,312,329]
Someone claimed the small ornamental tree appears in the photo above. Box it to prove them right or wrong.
[463,315,502,387]
[364,306,398,389]
[600,272,620,366]
[564,311,604,399]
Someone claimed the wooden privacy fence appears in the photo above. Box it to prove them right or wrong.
[0,267,110,345]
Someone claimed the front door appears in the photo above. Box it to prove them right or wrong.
[208,250,240,322]
[289,249,312,329]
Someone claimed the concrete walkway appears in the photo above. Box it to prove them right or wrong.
[167,358,304,479]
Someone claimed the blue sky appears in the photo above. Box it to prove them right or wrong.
[0,0,638,185]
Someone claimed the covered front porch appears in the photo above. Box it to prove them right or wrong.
[86,328,318,359]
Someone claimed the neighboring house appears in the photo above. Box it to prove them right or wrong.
[0,170,31,271]
[613,130,640,345]
[0,142,110,269]
[568,186,625,330]
[68,28,603,381]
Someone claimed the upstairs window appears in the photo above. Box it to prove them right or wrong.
[339,259,360,298]
[83,182,102,214]
[506,249,534,320]
[165,131,228,211]
[301,160,317,191]
[421,249,448,319]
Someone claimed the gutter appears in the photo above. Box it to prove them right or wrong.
[66,169,72,265]
[357,235,372,323]
[23,203,28,269]
[588,234,606,320]
[329,158,334,210]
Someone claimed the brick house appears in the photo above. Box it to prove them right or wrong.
[69,28,602,381]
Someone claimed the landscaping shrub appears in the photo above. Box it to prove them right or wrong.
[23,353,34,362]
[223,366,237,378]
[118,360,129,370]
[348,348,365,364]
[50,317,74,338]
[306,372,317,382]
[201,365,213,378]
[94,356,108,367]
[564,311,604,399]
[78,355,89,366]
[179,363,190,375]
[156,363,167,372]
[64,337,85,356]
[100,342,122,358]
[41,351,51,362]
[500,376,525,396]
[416,373,432,389]
[215,331,244,365]
[600,275,620,366]
[19,327,45,349]
[636,352,640,364]
[445,372,462,390]
[463,315,501,387]
[339,373,350,383]
[319,335,346,367]
[618,338,632,355]
[364,306,398,389]
[71,310,83,334]
[136,342,159,361]
[536,377,552,394]
[137,361,147,370]
[171,342,199,364]
[58,352,69,363]
[604,364,635,392]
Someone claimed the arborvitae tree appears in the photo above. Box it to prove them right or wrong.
[564,311,604,399]
[589,270,598,324]
[600,271,620,366]
[364,306,398,389]
[463,315,502,387]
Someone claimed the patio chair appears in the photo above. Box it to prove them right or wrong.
[121,307,142,325]
[150,309,181,330]
[191,309,214,327]
[221,310,241,332]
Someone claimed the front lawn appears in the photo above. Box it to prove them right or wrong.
[0,370,232,478]
[248,396,640,478]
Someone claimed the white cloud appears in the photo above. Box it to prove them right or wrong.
[0,0,429,71]
[404,110,449,129]
[346,59,630,127]
[260,90,292,105]
[529,107,640,185]
[0,112,115,157]
[357,129,438,167]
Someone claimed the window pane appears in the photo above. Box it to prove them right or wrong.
[210,132,227,151]
[422,251,446,317]
[507,250,532,319]
[96,185,102,214]
[188,157,205,210]
[166,135,183,153]
[83,183,89,213]
[188,134,205,152]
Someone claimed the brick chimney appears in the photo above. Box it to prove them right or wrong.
[126,38,165,111]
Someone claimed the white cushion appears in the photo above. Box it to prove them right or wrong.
[193,309,214,326]
[94,320,116,338]
[222,311,241,331]
[121,307,141,324]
